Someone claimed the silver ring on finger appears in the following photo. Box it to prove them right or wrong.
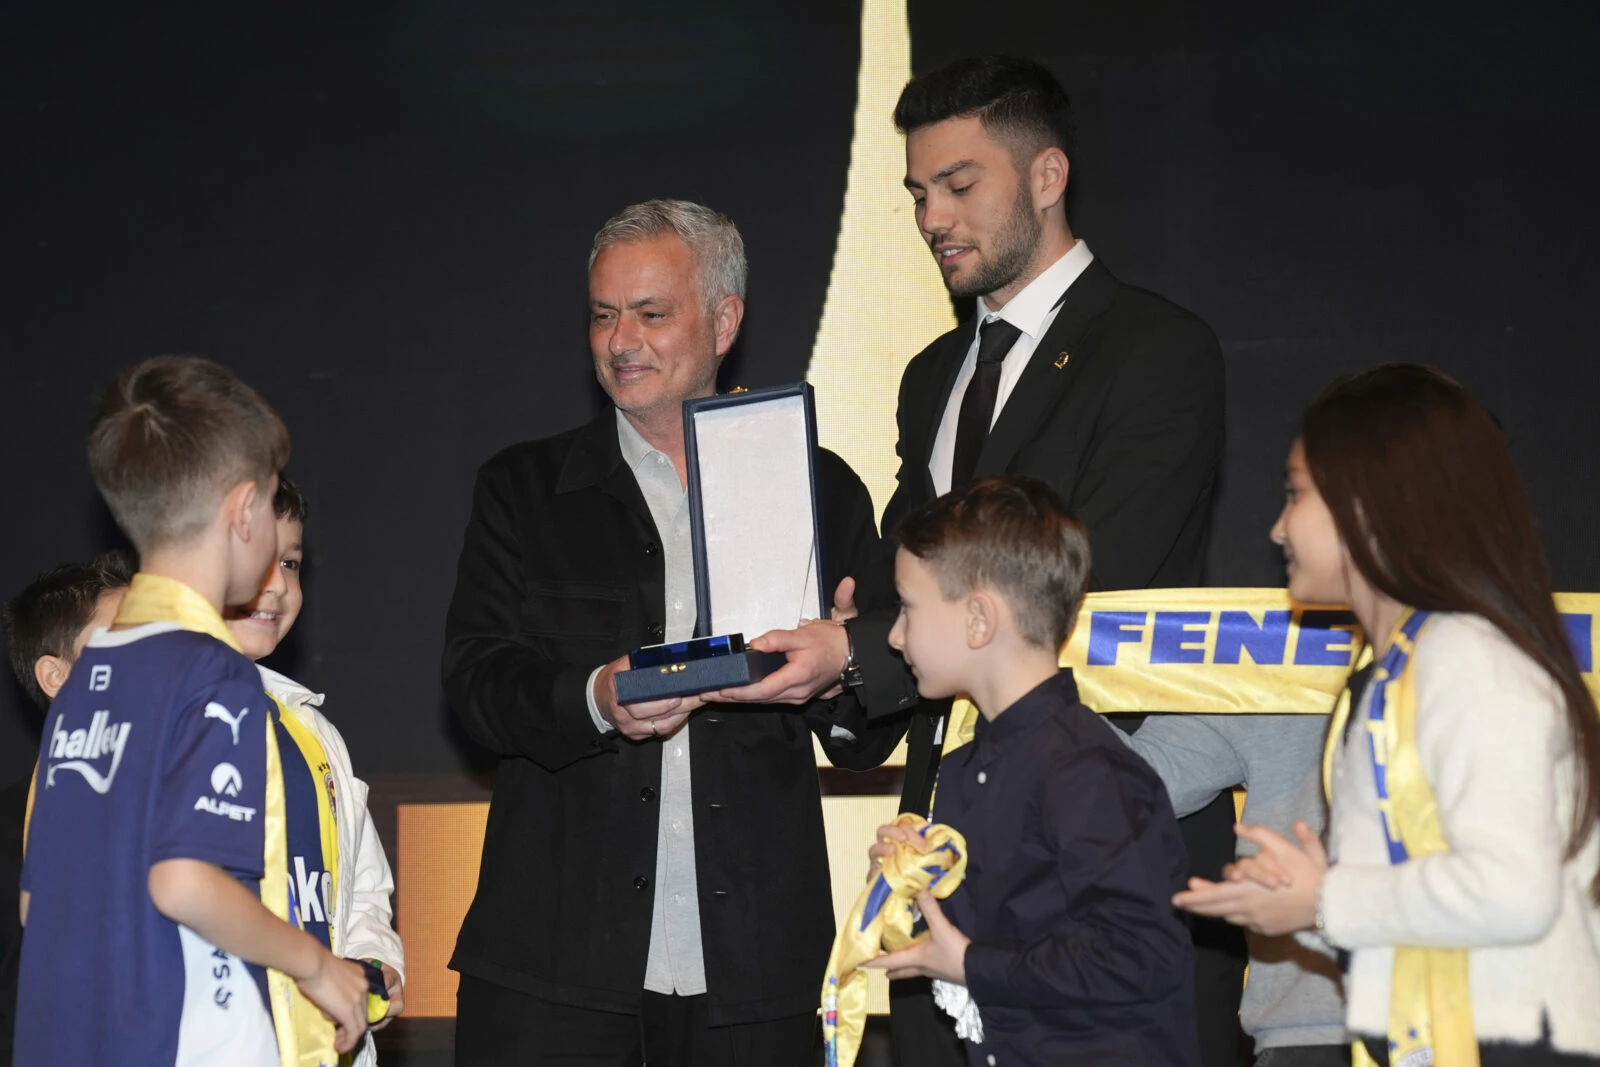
[649,721,658,735]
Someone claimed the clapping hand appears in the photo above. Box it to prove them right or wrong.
[1171,821,1327,937]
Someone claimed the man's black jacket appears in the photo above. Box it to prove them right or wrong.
[851,258,1226,756]
[442,409,899,1026]
[848,258,1246,1064]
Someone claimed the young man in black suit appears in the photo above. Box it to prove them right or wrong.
[442,199,901,1066]
[716,57,1244,1066]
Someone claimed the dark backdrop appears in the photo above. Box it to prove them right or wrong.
[4,0,1597,783]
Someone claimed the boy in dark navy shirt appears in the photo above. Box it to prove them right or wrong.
[865,476,1198,1067]
[16,356,369,1067]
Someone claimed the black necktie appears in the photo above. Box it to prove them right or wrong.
[950,317,1022,489]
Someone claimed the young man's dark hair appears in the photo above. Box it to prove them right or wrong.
[273,473,309,524]
[3,548,137,709]
[893,54,1076,170]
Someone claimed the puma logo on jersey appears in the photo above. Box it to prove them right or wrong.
[203,702,249,745]
[44,710,131,794]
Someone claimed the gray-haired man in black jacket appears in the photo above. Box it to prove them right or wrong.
[442,199,901,1066]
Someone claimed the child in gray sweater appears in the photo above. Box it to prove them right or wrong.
[1125,713,1348,1066]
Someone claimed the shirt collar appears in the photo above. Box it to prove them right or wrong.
[614,408,667,473]
[257,664,325,709]
[973,668,1081,750]
[975,240,1095,339]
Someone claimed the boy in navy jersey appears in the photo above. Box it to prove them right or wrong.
[226,475,405,1066]
[16,356,369,1067]
[863,477,1198,1066]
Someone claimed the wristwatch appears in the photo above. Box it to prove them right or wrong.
[839,619,865,690]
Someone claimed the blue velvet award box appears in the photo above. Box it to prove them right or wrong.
[612,383,828,704]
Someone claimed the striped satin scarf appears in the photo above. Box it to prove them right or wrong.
[1325,610,1478,1067]
[821,814,968,1067]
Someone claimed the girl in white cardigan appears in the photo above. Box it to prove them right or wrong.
[228,476,405,1067]
[1176,364,1600,1066]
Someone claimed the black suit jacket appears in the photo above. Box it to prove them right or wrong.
[441,410,899,1027]
[866,259,1246,1067]
[851,257,1226,812]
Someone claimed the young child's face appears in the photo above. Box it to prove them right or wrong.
[1270,438,1349,604]
[888,547,973,700]
[226,517,304,662]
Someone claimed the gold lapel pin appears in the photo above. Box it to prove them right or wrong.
[1054,351,1070,370]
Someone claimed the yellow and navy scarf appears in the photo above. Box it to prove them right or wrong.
[270,694,340,943]
[1325,610,1478,1067]
[821,813,968,1067]
[113,574,341,1067]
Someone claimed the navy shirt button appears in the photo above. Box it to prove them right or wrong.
[977,771,988,785]
[634,875,650,890]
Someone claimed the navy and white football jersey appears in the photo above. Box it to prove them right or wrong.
[18,623,278,1067]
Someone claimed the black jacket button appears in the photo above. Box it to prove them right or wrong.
[634,875,650,890]
[647,623,665,641]
[643,542,658,556]
[639,786,655,802]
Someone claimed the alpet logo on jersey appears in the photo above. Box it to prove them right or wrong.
[44,710,132,794]
[195,761,257,822]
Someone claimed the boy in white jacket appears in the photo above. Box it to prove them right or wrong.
[228,475,405,1066]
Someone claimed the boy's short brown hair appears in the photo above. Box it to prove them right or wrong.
[896,475,1091,650]
[88,356,290,551]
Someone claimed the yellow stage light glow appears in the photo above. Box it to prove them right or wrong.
[805,0,956,521]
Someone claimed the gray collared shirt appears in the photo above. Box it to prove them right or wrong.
[583,409,705,996]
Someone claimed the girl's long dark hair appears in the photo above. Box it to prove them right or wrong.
[1303,363,1600,900]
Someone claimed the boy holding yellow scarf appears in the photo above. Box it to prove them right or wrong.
[861,477,1199,1066]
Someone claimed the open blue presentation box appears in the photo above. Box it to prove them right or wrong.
[613,383,829,704]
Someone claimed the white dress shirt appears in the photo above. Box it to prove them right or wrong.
[584,409,707,996]
[928,240,1095,495]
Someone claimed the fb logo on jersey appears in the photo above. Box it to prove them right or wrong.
[88,665,112,691]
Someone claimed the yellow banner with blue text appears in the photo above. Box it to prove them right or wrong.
[1059,589,1600,714]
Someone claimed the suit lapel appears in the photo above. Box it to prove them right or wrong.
[974,258,1119,479]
